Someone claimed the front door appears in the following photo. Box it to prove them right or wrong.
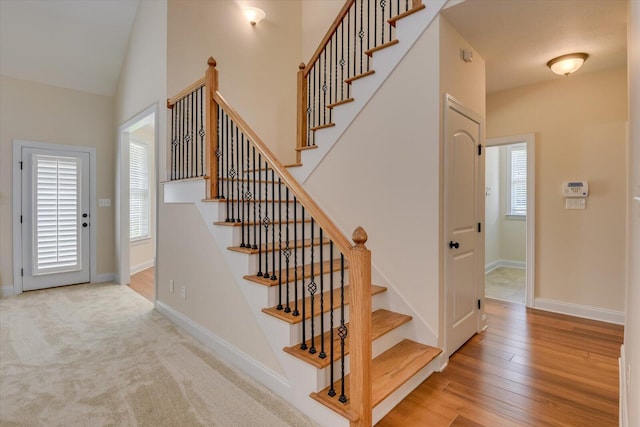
[444,95,483,357]
[21,147,91,291]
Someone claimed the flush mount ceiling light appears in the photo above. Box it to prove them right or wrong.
[243,7,265,25]
[547,53,589,76]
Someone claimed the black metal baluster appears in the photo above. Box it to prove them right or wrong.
[293,196,299,316]
[185,94,190,178]
[381,0,386,50]
[276,176,283,309]
[300,205,307,350]
[284,186,291,313]
[190,91,194,177]
[216,105,223,199]
[257,154,263,277]
[252,147,257,249]
[359,0,364,74]
[388,0,393,43]
[230,120,237,223]
[375,0,378,50]
[342,18,346,100]
[177,100,182,179]
[322,48,327,126]
[307,72,312,147]
[224,112,231,222]
[200,86,205,177]
[328,241,336,397]
[235,125,241,223]
[239,132,246,247]
[352,7,356,78]
[193,90,198,177]
[170,104,175,180]
[338,253,348,404]
[308,218,317,355]
[262,161,270,278]
[366,0,371,71]
[271,170,277,281]
[244,135,252,248]
[319,228,326,359]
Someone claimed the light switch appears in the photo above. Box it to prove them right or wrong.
[99,199,111,207]
[565,198,586,210]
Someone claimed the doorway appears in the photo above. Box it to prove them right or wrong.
[485,134,535,307]
[12,141,96,293]
[117,106,157,302]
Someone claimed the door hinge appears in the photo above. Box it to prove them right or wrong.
[477,222,481,232]
[19,161,23,170]
[478,144,483,156]
[21,268,24,277]
[477,299,481,309]
[20,215,23,224]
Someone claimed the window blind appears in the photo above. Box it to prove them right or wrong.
[130,140,149,241]
[33,155,80,274]
[508,145,527,216]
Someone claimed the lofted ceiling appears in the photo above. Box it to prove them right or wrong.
[441,0,628,94]
[0,0,139,96]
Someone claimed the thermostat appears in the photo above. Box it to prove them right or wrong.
[563,181,588,198]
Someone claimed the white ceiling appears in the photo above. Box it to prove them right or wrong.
[441,0,628,93]
[0,0,139,96]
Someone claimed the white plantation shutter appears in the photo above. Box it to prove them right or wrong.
[130,140,149,241]
[33,155,81,274]
[507,145,527,216]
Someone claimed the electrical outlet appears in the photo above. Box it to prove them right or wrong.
[169,280,174,293]
[181,285,186,300]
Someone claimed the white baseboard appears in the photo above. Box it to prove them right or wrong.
[1,285,15,298]
[155,301,291,393]
[92,273,116,283]
[534,298,625,325]
[130,260,154,275]
[485,259,526,273]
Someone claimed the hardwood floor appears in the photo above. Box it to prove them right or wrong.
[377,299,623,426]
[128,267,154,302]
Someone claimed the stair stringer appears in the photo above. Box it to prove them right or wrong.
[291,0,448,184]
[163,179,349,427]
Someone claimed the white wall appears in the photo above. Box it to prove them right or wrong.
[0,76,116,288]
[301,0,344,60]
[484,146,501,266]
[487,67,628,314]
[624,1,639,425]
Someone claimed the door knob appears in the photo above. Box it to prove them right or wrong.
[449,241,460,249]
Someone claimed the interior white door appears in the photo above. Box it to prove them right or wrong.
[21,147,91,291]
[445,97,483,357]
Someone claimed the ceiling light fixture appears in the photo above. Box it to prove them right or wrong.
[243,7,265,26]
[547,52,589,76]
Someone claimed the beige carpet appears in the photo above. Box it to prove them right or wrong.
[0,283,316,427]
[485,267,526,304]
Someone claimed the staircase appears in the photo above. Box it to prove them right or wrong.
[162,1,446,425]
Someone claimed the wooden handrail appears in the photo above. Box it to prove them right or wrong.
[212,90,353,255]
[167,77,206,107]
[303,0,355,76]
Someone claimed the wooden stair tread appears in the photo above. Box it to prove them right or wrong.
[310,123,336,132]
[214,218,311,227]
[228,238,329,255]
[245,259,348,287]
[345,70,375,84]
[365,39,399,56]
[284,309,412,368]
[310,339,442,421]
[295,144,319,152]
[262,285,387,324]
[327,98,354,109]
[388,4,426,27]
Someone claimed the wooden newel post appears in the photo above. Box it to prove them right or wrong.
[296,62,308,164]
[349,226,372,427]
[205,56,219,199]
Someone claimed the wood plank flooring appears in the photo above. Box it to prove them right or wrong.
[128,267,154,302]
[377,299,623,426]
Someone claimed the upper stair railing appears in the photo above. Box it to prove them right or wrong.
[167,58,374,426]
[297,0,424,159]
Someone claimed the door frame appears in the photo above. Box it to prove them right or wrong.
[486,134,536,307]
[116,104,158,291]
[12,140,97,295]
[442,94,485,357]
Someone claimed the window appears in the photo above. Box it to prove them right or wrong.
[506,144,527,217]
[130,140,149,241]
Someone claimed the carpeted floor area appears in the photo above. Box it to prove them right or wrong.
[0,283,317,427]
[485,267,526,304]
